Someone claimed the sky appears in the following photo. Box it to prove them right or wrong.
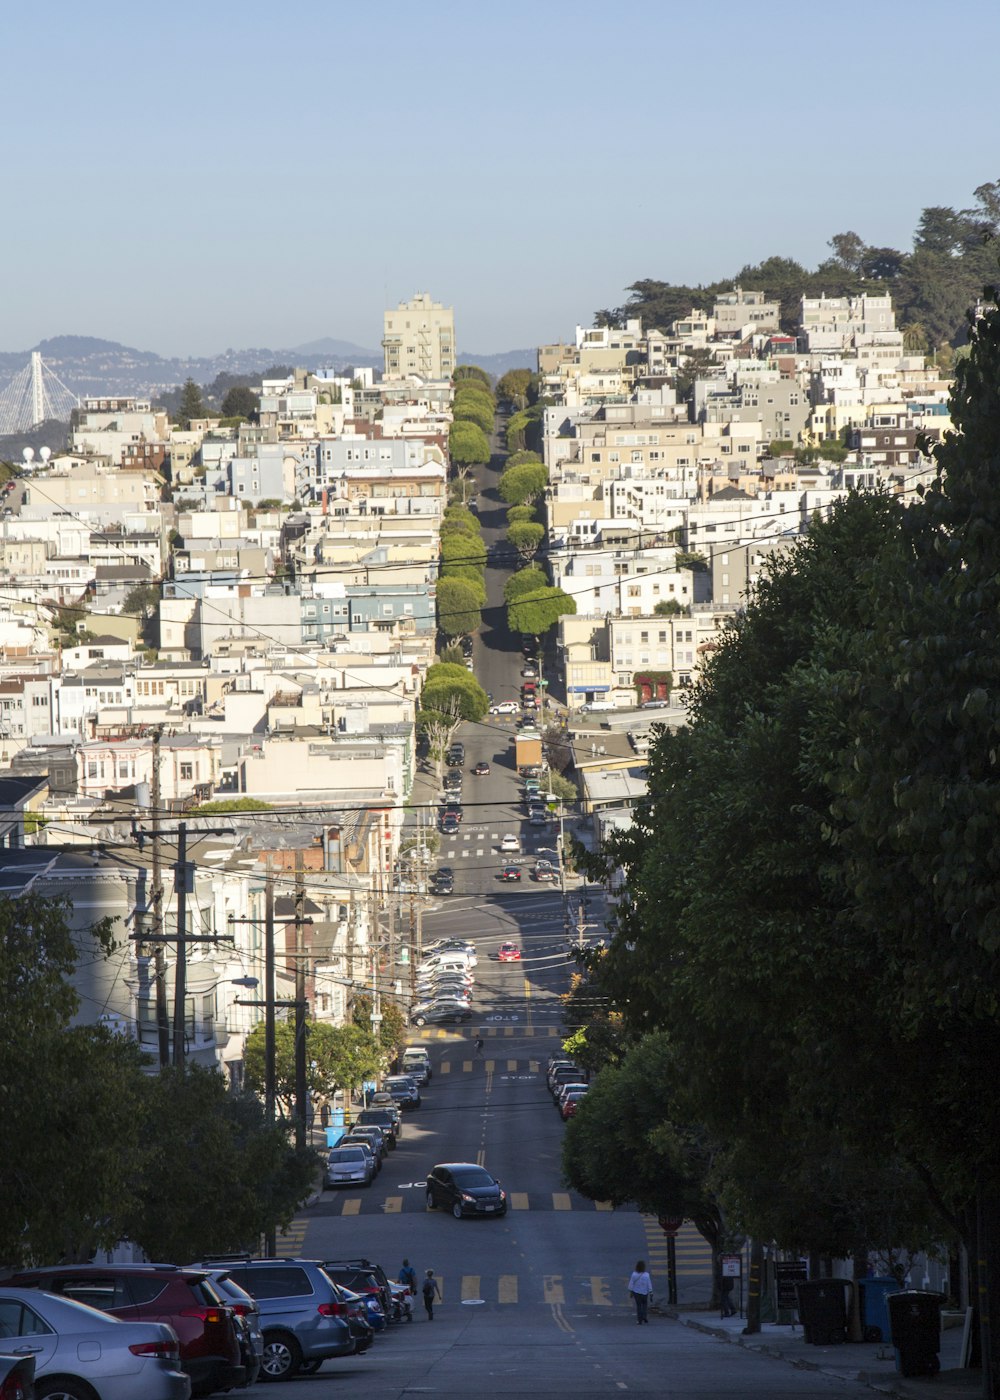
[2,0,999,359]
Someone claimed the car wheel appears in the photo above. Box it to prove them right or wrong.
[261,1330,302,1380]
[37,1381,99,1400]
[414,1015,426,1026]
[426,1189,436,1210]
[452,1201,464,1219]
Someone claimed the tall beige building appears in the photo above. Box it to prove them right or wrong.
[382,293,456,380]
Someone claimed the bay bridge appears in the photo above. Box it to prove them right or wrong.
[0,351,79,436]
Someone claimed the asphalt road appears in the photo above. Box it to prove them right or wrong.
[269,430,875,1396]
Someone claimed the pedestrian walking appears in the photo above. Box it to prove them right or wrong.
[719,1272,737,1318]
[398,1258,417,1292]
[628,1260,653,1325]
[475,1036,484,1057]
[422,1268,442,1320]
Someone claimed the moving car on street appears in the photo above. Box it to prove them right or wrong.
[473,760,491,775]
[490,700,518,715]
[500,833,520,853]
[425,1163,508,1218]
[497,941,522,960]
[498,867,521,882]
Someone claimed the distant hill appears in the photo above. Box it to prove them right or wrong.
[460,349,535,377]
[288,336,381,363]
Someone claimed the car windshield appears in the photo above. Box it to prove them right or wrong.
[331,1148,366,1162]
[451,1166,494,1187]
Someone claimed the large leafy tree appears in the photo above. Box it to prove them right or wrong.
[452,395,493,436]
[498,461,548,505]
[504,566,548,604]
[177,377,206,427]
[421,662,488,722]
[454,365,492,389]
[506,520,545,562]
[496,369,534,407]
[436,576,482,637]
[448,420,490,469]
[440,529,486,573]
[508,586,575,636]
[220,385,260,420]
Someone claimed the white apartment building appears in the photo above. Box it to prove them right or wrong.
[382,293,456,380]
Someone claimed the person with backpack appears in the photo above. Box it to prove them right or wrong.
[398,1258,417,1293]
[422,1268,442,1320]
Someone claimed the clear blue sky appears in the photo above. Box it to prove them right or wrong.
[4,0,998,359]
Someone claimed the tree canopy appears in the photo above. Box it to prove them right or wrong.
[177,377,207,427]
[506,520,545,562]
[507,585,575,636]
[496,368,535,407]
[436,575,483,637]
[440,530,486,572]
[503,566,549,604]
[454,364,492,388]
[498,461,548,505]
[219,385,260,420]
[452,395,493,435]
[420,662,489,722]
[449,419,491,468]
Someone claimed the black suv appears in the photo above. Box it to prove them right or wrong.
[356,1106,399,1147]
[447,743,465,765]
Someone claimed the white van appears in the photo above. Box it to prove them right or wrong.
[401,1046,433,1083]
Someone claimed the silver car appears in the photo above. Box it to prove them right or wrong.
[0,1287,190,1400]
[324,1145,375,1188]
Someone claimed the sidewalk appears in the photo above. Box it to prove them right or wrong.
[668,1306,980,1399]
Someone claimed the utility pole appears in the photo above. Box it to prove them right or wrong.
[150,726,170,1069]
[172,821,189,1069]
[293,854,308,1153]
[264,866,276,1258]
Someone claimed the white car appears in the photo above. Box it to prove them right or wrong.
[490,700,518,715]
[500,834,520,853]
[0,1287,189,1400]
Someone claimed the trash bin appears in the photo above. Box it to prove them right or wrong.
[795,1279,853,1345]
[887,1290,941,1377]
[859,1277,901,1342]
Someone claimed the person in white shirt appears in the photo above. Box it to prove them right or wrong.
[628,1259,653,1324]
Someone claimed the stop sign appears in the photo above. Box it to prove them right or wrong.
[658,1215,683,1236]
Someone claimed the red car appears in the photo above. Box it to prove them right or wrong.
[9,1263,244,1396]
[497,942,522,962]
[498,866,522,882]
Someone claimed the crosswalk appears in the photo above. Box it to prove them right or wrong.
[420,1025,563,1039]
[319,1190,634,1216]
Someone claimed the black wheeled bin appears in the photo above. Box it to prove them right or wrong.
[887,1290,941,1377]
[794,1279,852,1345]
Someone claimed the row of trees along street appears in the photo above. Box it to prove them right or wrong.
[0,894,406,1268]
[560,288,1000,1394]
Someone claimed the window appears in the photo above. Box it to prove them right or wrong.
[180,763,193,781]
[87,761,98,779]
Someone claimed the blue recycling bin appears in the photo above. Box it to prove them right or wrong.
[324,1109,346,1148]
[859,1277,901,1342]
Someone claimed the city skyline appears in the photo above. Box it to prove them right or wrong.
[3,0,998,359]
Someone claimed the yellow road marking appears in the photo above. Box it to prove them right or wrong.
[342,1198,361,1216]
[551,1302,574,1333]
[507,1058,518,1070]
[440,1061,451,1074]
[462,1060,472,1072]
[529,1060,539,1073]
[461,1275,481,1301]
[486,1027,498,1037]
[485,1059,495,1072]
[595,1200,613,1211]
[543,1276,565,1305]
[552,1192,572,1210]
[476,1148,485,1167]
[498,1274,518,1303]
[503,1026,514,1037]
[510,1192,530,1210]
[589,1275,612,1306]
[547,1026,559,1036]
[384,1196,402,1213]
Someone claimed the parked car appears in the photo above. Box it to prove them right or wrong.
[490,700,518,715]
[546,1060,578,1090]
[356,1107,399,1147]
[401,1047,432,1082]
[0,1353,34,1400]
[8,1265,242,1397]
[321,1260,393,1326]
[411,1000,472,1027]
[497,941,522,961]
[193,1259,358,1379]
[426,1163,508,1218]
[338,1136,380,1174]
[473,760,491,776]
[363,1097,402,1136]
[382,1074,422,1109]
[324,1144,376,1188]
[529,811,547,826]
[447,743,465,765]
[556,1081,589,1110]
[343,1123,387,1161]
[562,1091,587,1120]
[442,802,463,823]
[0,1287,188,1400]
[500,833,520,853]
[521,666,537,678]
[498,866,521,882]
[443,768,463,790]
[533,866,558,882]
[550,1066,585,1099]
[201,1270,263,1389]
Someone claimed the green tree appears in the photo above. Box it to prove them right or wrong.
[503,566,548,604]
[439,565,486,603]
[219,385,260,420]
[121,581,160,616]
[454,365,492,389]
[674,550,708,572]
[498,461,548,506]
[440,530,486,572]
[443,504,482,534]
[653,599,684,617]
[505,450,544,470]
[544,770,577,802]
[449,419,491,469]
[352,996,406,1061]
[421,666,488,723]
[177,377,206,427]
[436,576,483,637]
[452,396,493,435]
[496,369,534,407]
[506,504,536,524]
[508,586,575,636]
[767,439,794,457]
[506,520,545,562]
[124,1064,317,1262]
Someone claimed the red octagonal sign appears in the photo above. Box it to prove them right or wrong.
[658,1215,684,1236]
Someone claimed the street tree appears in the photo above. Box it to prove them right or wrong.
[125,1064,317,1262]
[418,694,465,781]
[504,566,548,604]
[506,520,545,562]
[352,996,407,1061]
[452,396,493,435]
[496,368,534,407]
[505,504,536,525]
[121,581,160,617]
[449,419,491,469]
[421,663,488,722]
[219,385,260,420]
[454,365,492,389]
[440,530,486,572]
[498,461,548,505]
[505,450,543,470]
[508,586,575,637]
[439,565,486,604]
[436,576,482,637]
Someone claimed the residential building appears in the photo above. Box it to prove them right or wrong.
[382,293,456,380]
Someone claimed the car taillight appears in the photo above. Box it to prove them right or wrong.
[317,1301,347,1317]
[181,1306,228,1325]
[0,1372,30,1400]
[129,1339,181,1362]
[228,1302,251,1316]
